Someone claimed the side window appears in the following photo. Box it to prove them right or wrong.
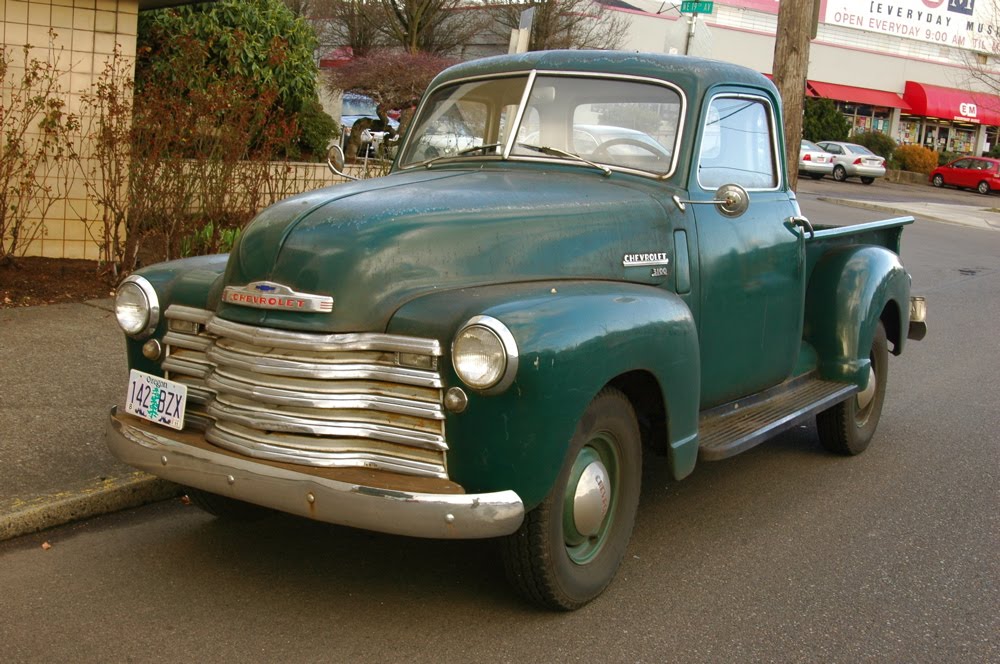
[697,96,778,190]
[953,159,971,169]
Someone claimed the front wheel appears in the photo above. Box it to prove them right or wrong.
[978,181,991,195]
[186,487,270,520]
[932,174,944,187]
[833,165,848,182]
[501,387,642,610]
[816,321,888,455]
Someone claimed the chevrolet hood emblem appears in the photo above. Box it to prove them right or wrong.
[221,281,333,313]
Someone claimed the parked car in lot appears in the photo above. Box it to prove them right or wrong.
[799,139,834,180]
[817,141,886,184]
[340,92,399,131]
[930,156,1000,194]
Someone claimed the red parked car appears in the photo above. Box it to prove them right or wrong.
[930,157,1000,194]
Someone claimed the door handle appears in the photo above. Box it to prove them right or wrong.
[789,215,814,239]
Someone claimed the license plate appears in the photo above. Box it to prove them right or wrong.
[125,369,187,430]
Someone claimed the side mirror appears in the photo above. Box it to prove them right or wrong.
[326,144,358,181]
[713,183,750,218]
[671,183,750,218]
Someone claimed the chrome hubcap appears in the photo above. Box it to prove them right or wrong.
[573,460,611,537]
[857,366,877,411]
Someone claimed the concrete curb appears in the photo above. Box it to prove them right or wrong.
[818,197,1000,231]
[819,197,929,220]
[0,473,181,541]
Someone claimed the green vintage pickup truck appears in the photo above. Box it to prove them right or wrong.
[106,50,926,610]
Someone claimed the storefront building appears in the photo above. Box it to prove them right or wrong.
[616,0,1000,156]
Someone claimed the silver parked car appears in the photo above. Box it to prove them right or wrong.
[799,139,834,180]
[816,141,886,184]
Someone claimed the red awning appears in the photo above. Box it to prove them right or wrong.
[763,73,819,96]
[903,82,1000,126]
[807,81,910,110]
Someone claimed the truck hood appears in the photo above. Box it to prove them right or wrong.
[218,168,669,333]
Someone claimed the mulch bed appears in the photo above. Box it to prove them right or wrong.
[0,257,114,308]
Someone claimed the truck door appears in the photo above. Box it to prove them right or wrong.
[691,92,805,408]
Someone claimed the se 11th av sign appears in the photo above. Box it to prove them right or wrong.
[681,1,713,12]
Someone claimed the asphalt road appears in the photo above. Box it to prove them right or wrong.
[1,183,997,663]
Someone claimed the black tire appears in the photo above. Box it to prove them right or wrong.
[808,173,825,180]
[501,387,642,610]
[861,176,875,185]
[186,487,269,520]
[978,180,991,195]
[932,174,944,187]
[832,165,848,182]
[816,321,888,455]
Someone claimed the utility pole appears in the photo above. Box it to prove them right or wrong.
[772,0,818,191]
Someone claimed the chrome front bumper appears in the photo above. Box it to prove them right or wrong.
[106,407,524,539]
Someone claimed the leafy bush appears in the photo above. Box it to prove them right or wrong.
[938,151,961,166]
[892,145,938,174]
[802,98,850,142]
[80,43,315,280]
[295,97,339,159]
[138,0,326,160]
[851,131,897,161]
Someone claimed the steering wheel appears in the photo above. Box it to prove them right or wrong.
[592,138,670,161]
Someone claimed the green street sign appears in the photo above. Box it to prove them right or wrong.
[680,1,713,13]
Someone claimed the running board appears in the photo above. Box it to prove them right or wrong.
[698,375,857,461]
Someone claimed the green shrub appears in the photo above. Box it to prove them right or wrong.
[938,151,961,166]
[802,98,850,142]
[851,131,897,161]
[294,97,339,160]
[892,145,938,174]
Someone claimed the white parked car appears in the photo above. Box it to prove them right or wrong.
[799,139,834,180]
[816,141,886,184]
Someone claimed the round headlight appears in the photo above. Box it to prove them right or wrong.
[114,275,159,338]
[452,316,518,393]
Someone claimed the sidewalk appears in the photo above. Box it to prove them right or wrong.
[1,194,997,542]
[0,299,177,541]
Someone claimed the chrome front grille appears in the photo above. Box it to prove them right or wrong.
[161,305,447,479]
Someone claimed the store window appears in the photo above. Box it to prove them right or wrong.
[839,103,893,136]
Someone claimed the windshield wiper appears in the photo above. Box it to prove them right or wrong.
[515,143,612,177]
[423,143,503,168]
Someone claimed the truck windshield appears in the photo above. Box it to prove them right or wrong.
[397,74,682,177]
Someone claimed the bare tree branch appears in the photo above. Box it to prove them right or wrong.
[487,0,629,51]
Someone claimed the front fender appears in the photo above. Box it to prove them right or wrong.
[388,281,700,510]
[123,255,230,374]
[804,245,910,387]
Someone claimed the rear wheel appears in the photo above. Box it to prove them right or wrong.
[861,176,875,185]
[816,322,888,455]
[501,387,641,610]
[932,174,944,187]
[833,165,848,182]
[978,180,991,195]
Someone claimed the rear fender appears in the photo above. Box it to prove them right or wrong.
[804,245,910,388]
[388,281,700,509]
